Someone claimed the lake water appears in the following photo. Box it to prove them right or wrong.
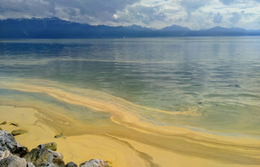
[0,37,260,137]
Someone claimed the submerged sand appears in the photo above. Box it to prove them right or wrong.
[0,105,259,167]
[0,79,260,167]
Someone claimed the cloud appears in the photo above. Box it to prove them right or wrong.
[219,0,236,5]
[0,0,260,29]
[213,13,223,23]
[0,0,141,24]
[115,4,167,25]
[0,0,53,18]
[229,12,241,23]
[180,0,210,14]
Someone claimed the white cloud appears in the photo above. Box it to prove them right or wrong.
[0,0,260,29]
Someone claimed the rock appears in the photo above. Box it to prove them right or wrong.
[10,123,18,127]
[24,147,65,167]
[11,129,28,136]
[79,159,110,167]
[54,133,66,139]
[0,130,28,157]
[37,162,56,167]
[27,162,36,167]
[0,130,111,167]
[13,144,29,157]
[0,150,11,161]
[0,154,27,167]
[24,148,53,166]
[0,130,18,153]
[0,121,7,125]
[38,142,57,151]
[65,161,78,167]
[49,149,65,167]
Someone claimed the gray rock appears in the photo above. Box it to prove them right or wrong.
[13,145,29,157]
[49,149,65,167]
[11,129,28,136]
[38,142,57,151]
[79,159,110,167]
[0,121,7,125]
[65,161,78,167]
[37,162,56,167]
[0,130,18,153]
[27,162,36,167]
[24,148,53,166]
[0,154,27,167]
[24,147,65,167]
[0,150,11,161]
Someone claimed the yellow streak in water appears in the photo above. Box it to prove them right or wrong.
[0,79,259,142]
[1,79,260,166]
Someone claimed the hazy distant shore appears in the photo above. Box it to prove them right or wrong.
[1,17,260,39]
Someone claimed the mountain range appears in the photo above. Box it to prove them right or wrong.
[0,17,260,38]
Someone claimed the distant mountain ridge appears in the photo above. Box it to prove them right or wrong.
[161,25,190,31]
[205,26,247,32]
[0,17,260,38]
[125,24,151,31]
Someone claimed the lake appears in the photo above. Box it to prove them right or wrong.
[0,37,260,166]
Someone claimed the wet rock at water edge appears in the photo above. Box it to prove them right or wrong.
[0,130,18,153]
[11,129,28,136]
[24,147,65,167]
[24,148,54,166]
[66,161,78,167]
[38,142,57,151]
[0,154,27,167]
[0,121,6,125]
[79,159,110,167]
[54,133,66,139]
[0,150,11,161]
[13,144,29,157]
[10,123,19,127]
[27,162,36,167]
[37,162,55,167]
[0,130,110,167]
[49,149,65,166]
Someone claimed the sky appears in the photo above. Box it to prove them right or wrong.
[1,0,260,30]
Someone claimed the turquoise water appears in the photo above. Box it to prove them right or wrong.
[0,37,260,135]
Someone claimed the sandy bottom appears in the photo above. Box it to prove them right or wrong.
[0,105,260,167]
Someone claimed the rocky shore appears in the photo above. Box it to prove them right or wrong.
[0,130,110,167]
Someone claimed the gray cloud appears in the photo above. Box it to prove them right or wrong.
[213,13,223,23]
[180,0,210,14]
[257,17,260,24]
[0,0,141,23]
[115,5,167,25]
[219,0,236,5]
[229,12,241,23]
[123,5,167,24]
[0,0,260,29]
[0,0,53,17]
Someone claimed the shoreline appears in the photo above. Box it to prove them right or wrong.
[1,105,260,167]
[0,106,148,166]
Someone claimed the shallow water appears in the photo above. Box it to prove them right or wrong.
[1,37,260,166]
[1,37,260,136]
